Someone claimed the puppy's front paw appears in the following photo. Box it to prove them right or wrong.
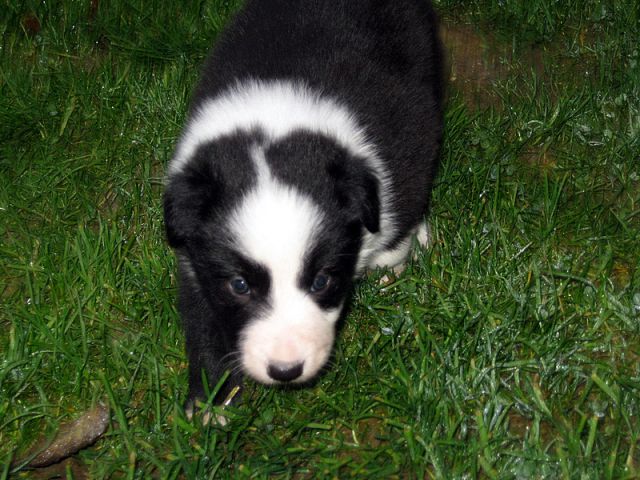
[185,384,242,426]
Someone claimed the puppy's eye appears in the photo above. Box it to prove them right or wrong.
[310,273,330,293]
[229,276,250,295]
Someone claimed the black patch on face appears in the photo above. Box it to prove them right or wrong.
[265,131,380,234]
[298,220,362,310]
[187,237,272,315]
[163,131,262,248]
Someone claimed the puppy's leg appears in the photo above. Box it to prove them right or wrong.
[178,274,243,424]
[414,220,433,251]
[372,220,432,283]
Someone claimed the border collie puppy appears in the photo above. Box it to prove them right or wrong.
[164,0,443,414]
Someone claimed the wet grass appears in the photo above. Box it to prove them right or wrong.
[1,0,639,478]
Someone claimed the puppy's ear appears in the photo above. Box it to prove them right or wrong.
[352,165,380,233]
[328,158,381,234]
[164,149,224,249]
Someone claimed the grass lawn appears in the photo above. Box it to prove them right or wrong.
[1,0,639,477]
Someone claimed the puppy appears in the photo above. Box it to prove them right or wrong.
[163,0,443,414]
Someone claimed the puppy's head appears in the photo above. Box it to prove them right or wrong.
[164,131,380,384]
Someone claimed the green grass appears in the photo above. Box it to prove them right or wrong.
[1,0,639,478]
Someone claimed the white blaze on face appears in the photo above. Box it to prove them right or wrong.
[229,149,340,384]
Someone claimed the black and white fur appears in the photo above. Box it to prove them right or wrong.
[163,0,443,412]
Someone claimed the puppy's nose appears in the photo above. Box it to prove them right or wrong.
[267,362,304,382]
